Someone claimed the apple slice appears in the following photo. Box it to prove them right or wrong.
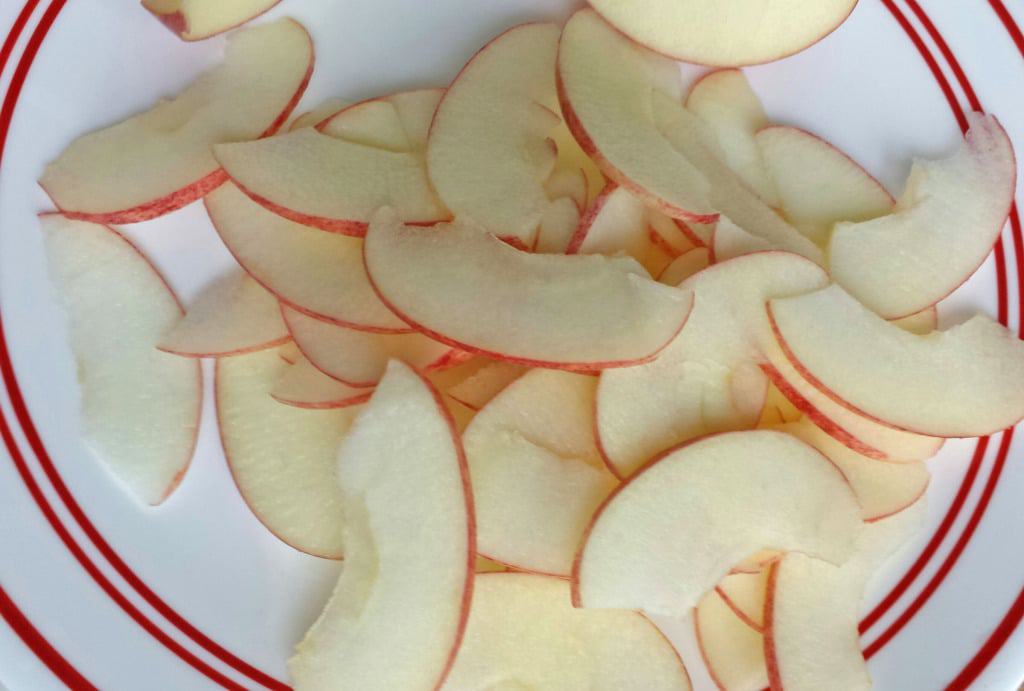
[427,23,563,246]
[549,122,605,207]
[764,498,926,691]
[141,0,280,41]
[769,284,1024,437]
[557,9,715,222]
[289,361,473,690]
[474,556,508,574]
[544,167,588,212]
[270,356,373,410]
[40,19,312,224]
[757,383,803,428]
[756,125,894,247]
[364,209,694,370]
[695,590,769,691]
[281,306,451,387]
[829,113,1016,318]
[216,347,359,556]
[290,99,348,131]
[445,573,692,690]
[658,247,710,285]
[534,196,583,253]
[205,182,410,333]
[587,0,856,66]
[278,341,301,364]
[777,419,929,521]
[41,215,201,505]
[566,184,652,262]
[463,369,618,576]
[573,430,863,617]
[715,569,769,632]
[686,70,778,206]
[893,306,938,335]
[711,216,771,262]
[158,270,288,357]
[447,361,528,410]
[597,251,828,478]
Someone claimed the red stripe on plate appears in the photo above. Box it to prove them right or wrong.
[0,0,41,79]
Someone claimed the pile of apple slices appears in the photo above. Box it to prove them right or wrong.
[38,4,1022,690]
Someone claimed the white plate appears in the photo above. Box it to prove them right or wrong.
[1,1,1023,689]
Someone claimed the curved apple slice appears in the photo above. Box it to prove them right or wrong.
[270,356,373,410]
[567,184,653,262]
[141,0,281,41]
[557,9,715,222]
[687,70,778,206]
[710,217,771,262]
[446,573,691,690]
[320,90,444,152]
[597,251,828,479]
[463,369,618,576]
[290,99,349,131]
[830,113,1016,319]
[715,569,769,632]
[364,209,694,370]
[534,196,583,253]
[40,19,311,224]
[587,0,856,67]
[158,270,288,357]
[769,284,1024,437]
[695,590,769,691]
[756,125,894,247]
[447,361,528,411]
[573,430,862,617]
[764,499,926,691]
[282,306,451,387]
[544,167,588,211]
[778,419,929,521]
[658,247,710,285]
[41,215,201,505]
[428,23,562,246]
[205,182,410,333]
[289,361,473,690]
[893,306,938,335]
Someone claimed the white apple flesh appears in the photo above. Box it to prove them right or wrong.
[695,589,769,691]
[141,0,281,41]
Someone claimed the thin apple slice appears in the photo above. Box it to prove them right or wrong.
[695,590,769,691]
[364,209,694,370]
[463,369,618,576]
[544,168,588,211]
[41,215,201,505]
[573,430,863,617]
[756,125,894,247]
[141,0,281,41]
[282,306,451,387]
[40,19,311,224]
[447,362,528,410]
[534,196,583,253]
[289,361,473,690]
[893,306,938,335]
[711,216,771,262]
[597,251,828,478]
[205,182,410,333]
[829,113,1016,318]
[158,270,288,357]
[320,89,443,153]
[216,347,358,556]
[445,573,692,690]
[649,212,698,256]
[757,383,803,427]
[290,99,348,131]
[716,569,769,632]
[658,247,710,285]
[764,498,926,691]
[270,356,373,410]
[778,419,929,521]
[769,284,1024,437]
[731,550,784,576]
[587,0,856,66]
[687,70,778,206]
[566,184,652,262]
[557,9,715,222]
[549,122,605,207]
[427,23,563,246]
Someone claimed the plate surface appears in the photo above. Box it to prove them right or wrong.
[1,1,1023,689]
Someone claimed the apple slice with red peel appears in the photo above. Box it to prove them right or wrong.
[216,347,358,556]
[549,117,606,208]
[364,209,695,370]
[205,182,410,333]
[278,341,301,365]
[649,211,698,257]
[445,573,692,690]
[675,218,715,248]
[764,498,926,691]
[756,125,894,247]
[42,215,202,505]
[658,247,710,285]
[290,99,348,131]
[282,306,452,387]
[141,0,281,41]
[428,23,563,246]
[271,356,374,410]
[463,369,618,576]
[757,383,803,428]
[447,362,528,411]
[40,19,311,224]
[687,70,778,206]
[716,569,769,632]
[557,9,715,222]
[731,549,783,576]
[829,113,1016,319]
[567,184,652,262]
[695,589,769,691]
[573,430,863,617]
[711,216,771,262]
[289,361,473,691]
[587,0,856,67]
[597,251,828,479]
[321,89,443,152]
[158,270,288,357]
[544,168,588,212]
[777,419,929,521]
[534,197,583,253]
[769,284,1024,437]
